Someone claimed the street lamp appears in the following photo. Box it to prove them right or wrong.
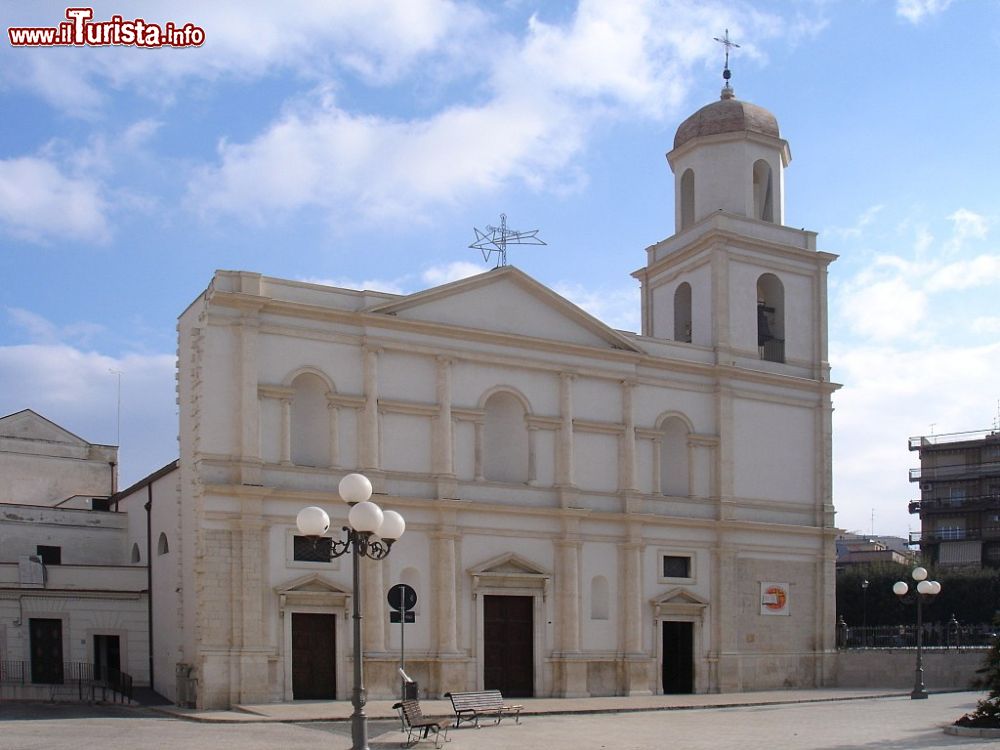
[297,473,406,750]
[892,566,942,700]
[861,579,869,646]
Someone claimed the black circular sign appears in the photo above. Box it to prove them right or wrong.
[387,583,417,612]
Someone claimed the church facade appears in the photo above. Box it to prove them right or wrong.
[171,87,839,709]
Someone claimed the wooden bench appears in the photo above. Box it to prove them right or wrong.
[444,689,522,728]
[392,699,450,748]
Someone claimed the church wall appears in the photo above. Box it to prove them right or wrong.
[452,362,559,415]
[380,351,436,402]
[198,323,241,457]
[573,432,620,493]
[381,413,433,474]
[730,397,816,504]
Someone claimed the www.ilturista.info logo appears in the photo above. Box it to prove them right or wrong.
[8,7,205,48]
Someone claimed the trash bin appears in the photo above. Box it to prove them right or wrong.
[403,680,418,700]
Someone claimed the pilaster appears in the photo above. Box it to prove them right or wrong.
[361,347,380,473]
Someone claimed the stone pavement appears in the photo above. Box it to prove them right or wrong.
[0,690,990,750]
[163,687,916,723]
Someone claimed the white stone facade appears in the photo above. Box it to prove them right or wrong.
[168,91,839,710]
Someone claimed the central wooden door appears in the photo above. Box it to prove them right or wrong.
[483,595,533,697]
[30,618,63,685]
[661,620,694,694]
[292,613,336,699]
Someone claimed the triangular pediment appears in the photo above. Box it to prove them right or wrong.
[368,266,640,352]
[653,586,709,607]
[468,551,550,578]
[275,572,350,596]
[0,409,91,446]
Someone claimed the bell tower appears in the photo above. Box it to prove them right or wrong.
[632,68,835,381]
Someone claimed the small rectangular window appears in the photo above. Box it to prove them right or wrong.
[36,546,61,566]
[663,555,691,579]
[293,536,333,563]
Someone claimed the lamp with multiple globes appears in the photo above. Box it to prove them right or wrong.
[296,473,405,750]
[892,566,942,700]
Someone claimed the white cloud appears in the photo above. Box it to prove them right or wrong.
[896,0,954,24]
[971,316,1000,335]
[838,275,927,342]
[925,254,1000,292]
[825,204,883,239]
[421,261,486,286]
[7,308,105,346]
[0,343,177,486]
[187,1,791,224]
[944,208,989,254]
[832,339,1000,536]
[1,1,486,115]
[0,156,110,243]
[298,275,409,296]
[552,281,640,333]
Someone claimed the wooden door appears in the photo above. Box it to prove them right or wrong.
[483,595,533,697]
[292,613,336,699]
[661,620,694,694]
[30,618,63,684]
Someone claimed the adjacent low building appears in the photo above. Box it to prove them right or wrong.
[0,410,149,699]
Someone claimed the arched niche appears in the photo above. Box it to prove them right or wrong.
[657,414,692,497]
[591,575,610,620]
[756,273,785,363]
[680,168,695,230]
[290,372,331,467]
[157,532,169,556]
[482,390,530,483]
[673,282,692,343]
[752,159,774,223]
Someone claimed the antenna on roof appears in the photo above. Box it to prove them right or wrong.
[713,29,740,99]
[470,213,546,268]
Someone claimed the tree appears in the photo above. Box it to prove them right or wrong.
[955,617,1000,728]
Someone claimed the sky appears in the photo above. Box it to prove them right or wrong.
[1,0,999,538]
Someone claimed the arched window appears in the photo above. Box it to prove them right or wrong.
[291,372,330,467]
[756,273,785,363]
[659,416,690,496]
[673,282,692,343]
[483,391,529,482]
[680,169,695,229]
[131,543,141,564]
[753,159,774,223]
[157,532,169,556]
[591,575,609,620]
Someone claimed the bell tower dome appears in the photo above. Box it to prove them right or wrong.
[668,87,791,231]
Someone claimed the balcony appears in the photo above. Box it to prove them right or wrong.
[909,463,1000,482]
[909,428,1000,451]
[911,493,1000,514]
[910,526,1000,544]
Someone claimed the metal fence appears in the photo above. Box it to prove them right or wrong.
[0,660,133,703]
[837,622,998,649]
